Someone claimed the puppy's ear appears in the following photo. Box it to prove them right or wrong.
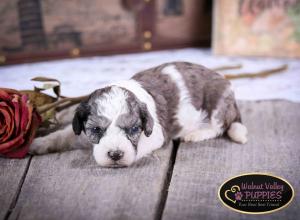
[72,101,90,135]
[139,102,154,137]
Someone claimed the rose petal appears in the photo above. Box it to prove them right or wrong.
[0,109,10,140]
[0,124,7,136]
[25,104,33,131]
[0,88,21,96]
[0,113,6,135]
[0,89,11,101]
[12,94,21,135]
[0,132,25,151]
[0,103,15,142]
[0,88,42,158]
[20,95,31,131]
[4,112,41,158]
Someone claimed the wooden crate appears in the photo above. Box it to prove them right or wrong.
[0,0,211,65]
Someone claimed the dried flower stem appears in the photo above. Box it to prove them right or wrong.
[36,64,288,115]
[212,64,243,71]
[223,64,288,80]
[37,95,89,114]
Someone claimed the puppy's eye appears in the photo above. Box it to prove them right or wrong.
[91,126,102,134]
[126,126,140,135]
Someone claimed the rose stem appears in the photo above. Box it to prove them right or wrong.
[212,64,243,71]
[37,95,89,114]
[223,64,288,80]
[36,64,287,114]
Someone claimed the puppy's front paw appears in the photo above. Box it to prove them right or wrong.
[183,129,217,142]
[29,137,49,155]
[183,132,202,142]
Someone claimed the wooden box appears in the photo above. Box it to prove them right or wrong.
[0,0,211,65]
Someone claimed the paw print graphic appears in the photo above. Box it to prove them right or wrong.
[235,192,243,201]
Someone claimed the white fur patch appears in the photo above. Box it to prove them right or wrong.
[183,128,218,142]
[182,110,223,142]
[93,125,136,167]
[210,110,224,136]
[227,122,248,144]
[111,80,165,159]
[95,86,129,120]
[93,86,136,166]
[161,65,209,138]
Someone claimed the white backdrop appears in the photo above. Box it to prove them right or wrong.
[1,48,300,102]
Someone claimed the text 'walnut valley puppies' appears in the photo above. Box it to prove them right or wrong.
[30,62,248,167]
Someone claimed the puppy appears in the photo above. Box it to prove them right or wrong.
[30,62,247,167]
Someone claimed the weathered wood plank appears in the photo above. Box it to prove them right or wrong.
[162,100,300,220]
[0,157,30,220]
[9,143,173,220]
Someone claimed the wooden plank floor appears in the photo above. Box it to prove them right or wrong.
[7,143,173,220]
[0,100,299,220]
[0,158,30,219]
[162,101,300,220]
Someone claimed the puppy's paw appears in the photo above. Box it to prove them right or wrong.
[183,132,202,142]
[227,122,248,144]
[29,137,51,155]
[183,129,217,142]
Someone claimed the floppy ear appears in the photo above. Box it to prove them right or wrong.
[139,102,154,137]
[72,101,90,135]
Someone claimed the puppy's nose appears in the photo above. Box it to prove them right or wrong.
[108,150,124,161]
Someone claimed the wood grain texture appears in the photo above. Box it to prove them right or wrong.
[0,157,30,220]
[162,100,300,220]
[2,101,299,220]
[9,143,173,220]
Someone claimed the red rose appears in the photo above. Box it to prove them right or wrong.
[0,88,41,158]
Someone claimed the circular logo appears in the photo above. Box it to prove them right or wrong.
[218,173,294,214]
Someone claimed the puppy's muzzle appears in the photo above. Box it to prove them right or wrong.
[107,150,124,161]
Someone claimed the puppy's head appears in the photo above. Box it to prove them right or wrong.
[72,86,153,167]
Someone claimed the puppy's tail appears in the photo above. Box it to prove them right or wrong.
[227,122,248,144]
